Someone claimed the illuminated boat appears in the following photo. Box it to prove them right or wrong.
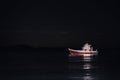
[68,43,98,57]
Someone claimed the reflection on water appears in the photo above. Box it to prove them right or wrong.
[83,63,92,70]
[69,56,97,80]
[83,56,92,62]
[82,75,94,80]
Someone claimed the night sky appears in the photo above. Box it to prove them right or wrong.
[0,0,120,48]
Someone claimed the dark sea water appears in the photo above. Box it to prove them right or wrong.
[2,48,120,80]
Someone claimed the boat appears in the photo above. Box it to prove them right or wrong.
[68,43,98,57]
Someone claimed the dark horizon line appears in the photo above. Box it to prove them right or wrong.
[0,44,120,50]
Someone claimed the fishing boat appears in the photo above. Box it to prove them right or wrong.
[68,43,98,57]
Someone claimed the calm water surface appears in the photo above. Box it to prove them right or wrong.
[4,48,120,80]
